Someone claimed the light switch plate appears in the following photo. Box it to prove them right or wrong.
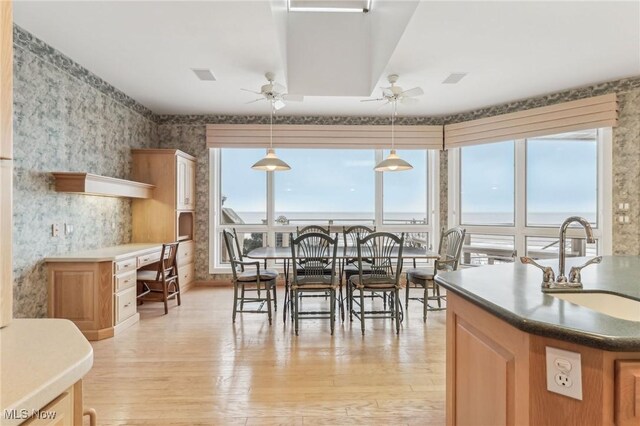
[545,346,582,400]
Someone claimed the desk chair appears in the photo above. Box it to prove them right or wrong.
[137,242,181,315]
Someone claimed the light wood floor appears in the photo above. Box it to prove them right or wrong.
[83,285,446,425]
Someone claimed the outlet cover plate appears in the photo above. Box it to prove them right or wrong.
[546,346,582,400]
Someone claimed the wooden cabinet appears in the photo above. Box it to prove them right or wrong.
[176,155,195,211]
[47,248,163,341]
[132,149,196,289]
[131,149,196,243]
[0,159,12,327]
[615,360,640,426]
[447,293,640,426]
[23,381,85,426]
[0,0,13,329]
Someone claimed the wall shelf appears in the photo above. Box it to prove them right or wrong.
[51,172,155,199]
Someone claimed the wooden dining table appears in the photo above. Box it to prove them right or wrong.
[247,245,440,322]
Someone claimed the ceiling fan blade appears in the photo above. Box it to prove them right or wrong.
[401,87,424,98]
[245,98,265,104]
[272,82,286,93]
[273,100,286,110]
[283,94,304,102]
[377,101,391,110]
[360,98,384,102]
[241,88,263,95]
[400,97,419,105]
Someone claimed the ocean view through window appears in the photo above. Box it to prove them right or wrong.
[211,148,439,271]
[449,128,611,266]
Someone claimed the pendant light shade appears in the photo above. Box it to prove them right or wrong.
[251,148,291,171]
[374,101,413,172]
[252,100,291,172]
[374,149,413,172]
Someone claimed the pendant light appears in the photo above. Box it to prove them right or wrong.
[374,101,413,172]
[251,101,291,171]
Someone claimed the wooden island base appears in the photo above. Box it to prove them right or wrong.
[446,293,640,426]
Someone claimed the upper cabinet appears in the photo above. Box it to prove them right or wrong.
[176,155,195,211]
[0,0,12,160]
[131,149,196,243]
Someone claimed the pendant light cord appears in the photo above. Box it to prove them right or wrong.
[269,101,274,149]
[391,100,397,150]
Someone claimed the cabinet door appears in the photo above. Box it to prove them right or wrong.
[615,360,640,426]
[0,0,12,160]
[185,159,195,210]
[23,391,74,425]
[0,159,12,327]
[176,156,187,210]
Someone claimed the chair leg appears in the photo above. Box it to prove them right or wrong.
[163,282,169,315]
[240,285,246,311]
[435,284,442,308]
[395,289,400,334]
[266,283,272,325]
[405,274,410,309]
[272,281,278,312]
[330,289,335,335]
[232,282,239,322]
[349,284,354,322]
[359,289,365,336]
[423,285,428,323]
[294,289,299,336]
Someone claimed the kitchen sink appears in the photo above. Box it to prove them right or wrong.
[553,292,640,322]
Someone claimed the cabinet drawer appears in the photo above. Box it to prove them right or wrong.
[115,257,136,274]
[137,250,161,268]
[115,270,136,292]
[177,240,194,265]
[115,286,137,324]
[23,390,73,425]
[178,262,194,285]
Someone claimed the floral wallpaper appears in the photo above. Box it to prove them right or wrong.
[12,38,157,317]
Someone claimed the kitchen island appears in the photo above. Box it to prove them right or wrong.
[435,256,640,426]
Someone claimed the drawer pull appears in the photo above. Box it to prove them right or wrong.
[124,302,132,308]
[84,408,97,426]
[122,263,131,268]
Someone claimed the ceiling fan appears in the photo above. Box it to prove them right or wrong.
[241,72,304,110]
[361,74,424,106]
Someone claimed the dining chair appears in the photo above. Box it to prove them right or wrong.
[290,232,339,335]
[349,232,404,335]
[136,242,181,315]
[296,225,330,235]
[223,228,278,324]
[405,227,466,322]
[341,225,376,316]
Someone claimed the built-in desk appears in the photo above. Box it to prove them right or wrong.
[45,242,195,340]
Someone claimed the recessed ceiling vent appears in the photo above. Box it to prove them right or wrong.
[442,72,467,84]
[192,69,216,81]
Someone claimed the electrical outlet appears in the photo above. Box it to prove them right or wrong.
[546,346,582,400]
[51,224,60,237]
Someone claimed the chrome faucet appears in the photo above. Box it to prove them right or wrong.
[521,216,602,292]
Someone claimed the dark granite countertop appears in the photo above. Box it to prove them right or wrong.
[435,256,640,351]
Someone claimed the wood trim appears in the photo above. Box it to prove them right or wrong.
[0,160,12,327]
[206,124,445,150]
[52,172,155,199]
[131,148,196,161]
[444,94,618,148]
[0,0,11,160]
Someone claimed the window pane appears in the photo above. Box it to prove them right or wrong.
[219,232,267,264]
[383,150,428,225]
[461,234,515,266]
[274,149,375,225]
[461,141,515,225]
[526,236,598,259]
[220,149,267,225]
[526,130,598,226]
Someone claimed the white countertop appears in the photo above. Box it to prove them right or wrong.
[44,243,163,262]
[0,319,93,426]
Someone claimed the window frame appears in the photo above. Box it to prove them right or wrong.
[448,128,612,262]
[210,148,440,273]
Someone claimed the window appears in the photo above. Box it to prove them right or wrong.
[460,141,514,226]
[449,129,611,265]
[211,148,439,271]
[383,150,428,225]
[220,149,266,225]
[274,149,375,225]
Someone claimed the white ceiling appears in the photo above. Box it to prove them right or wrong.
[13,1,640,117]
